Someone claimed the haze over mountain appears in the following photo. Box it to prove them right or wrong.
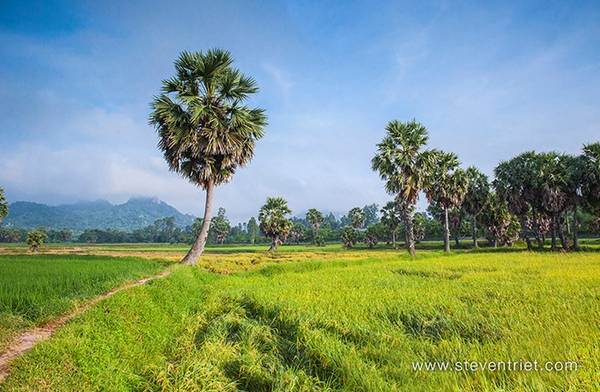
[2,197,195,231]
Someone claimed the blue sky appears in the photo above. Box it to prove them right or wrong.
[1,0,599,223]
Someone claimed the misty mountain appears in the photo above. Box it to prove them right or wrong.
[2,197,196,231]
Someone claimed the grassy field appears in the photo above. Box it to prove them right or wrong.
[0,255,169,352]
[0,245,598,391]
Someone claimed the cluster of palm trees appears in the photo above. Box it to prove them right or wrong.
[150,49,599,265]
[494,147,600,251]
[372,120,600,255]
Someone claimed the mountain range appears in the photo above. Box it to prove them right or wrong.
[1,197,196,231]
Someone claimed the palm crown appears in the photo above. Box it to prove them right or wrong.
[371,120,435,204]
[150,49,267,189]
[463,166,490,216]
[425,151,468,209]
[306,208,324,230]
[259,197,293,239]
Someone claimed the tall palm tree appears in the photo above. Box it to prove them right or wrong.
[425,151,468,253]
[463,167,490,248]
[372,120,435,256]
[259,197,293,251]
[494,152,539,250]
[150,49,267,265]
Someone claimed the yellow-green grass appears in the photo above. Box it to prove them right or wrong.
[0,255,169,351]
[2,249,599,391]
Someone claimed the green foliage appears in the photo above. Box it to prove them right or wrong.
[247,217,259,244]
[493,149,593,250]
[288,222,306,244]
[413,212,426,242]
[150,49,267,190]
[27,229,47,252]
[210,208,231,244]
[340,226,359,248]
[347,207,365,229]
[480,193,520,246]
[258,197,293,250]
[425,151,468,210]
[364,223,386,248]
[427,202,468,241]
[582,142,600,213]
[362,203,379,226]
[0,186,7,223]
[306,208,325,246]
[306,208,323,230]
[463,166,490,217]
[380,200,402,242]
[372,120,437,255]
[2,198,195,232]
[47,229,72,243]
[372,120,435,205]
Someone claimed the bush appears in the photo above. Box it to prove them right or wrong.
[27,229,48,252]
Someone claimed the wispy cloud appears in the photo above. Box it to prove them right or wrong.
[1,0,599,223]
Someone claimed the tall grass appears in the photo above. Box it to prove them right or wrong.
[0,255,168,351]
[3,250,600,391]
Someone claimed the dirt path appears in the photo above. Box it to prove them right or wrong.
[0,267,174,384]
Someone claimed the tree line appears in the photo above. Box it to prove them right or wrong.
[371,120,600,255]
[2,49,598,260]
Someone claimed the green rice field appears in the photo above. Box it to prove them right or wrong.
[0,245,598,391]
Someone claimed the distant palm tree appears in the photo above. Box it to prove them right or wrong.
[372,120,436,256]
[380,200,402,248]
[462,167,490,248]
[425,151,468,253]
[150,49,267,265]
[306,208,324,245]
[259,197,293,251]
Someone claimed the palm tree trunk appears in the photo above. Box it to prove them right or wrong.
[392,230,396,249]
[472,216,478,248]
[557,215,569,251]
[551,215,557,251]
[269,235,279,251]
[443,207,450,253]
[520,217,532,251]
[572,206,579,251]
[181,181,215,266]
[403,212,416,257]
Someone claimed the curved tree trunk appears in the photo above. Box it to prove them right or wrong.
[443,207,450,253]
[472,216,478,248]
[181,181,215,266]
